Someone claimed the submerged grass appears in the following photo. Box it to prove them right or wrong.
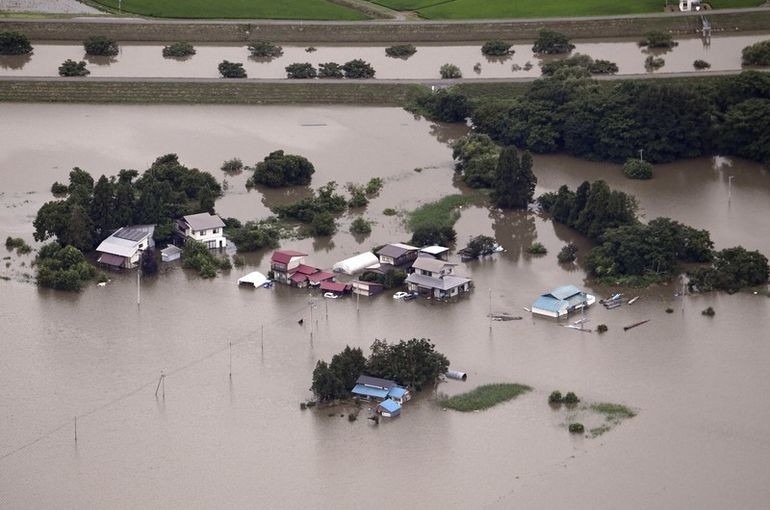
[406,194,471,232]
[591,402,637,420]
[441,383,532,412]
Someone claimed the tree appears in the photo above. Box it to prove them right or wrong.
[83,36,119,56]
[35,242,96,292]
[491,146,537,209]
[63,205,94,252]
[623,159,653,179]
[409,225,456,247]
[227,220,281,252]
[451,133,501,188]
[721,98,770,166]
[141,248,158,275]
[329,346,367,391]
[342,59,375,79]
[440,63,462,79]
[462,235,497,258]
[350,216,372,235]
[318,62,344,78]
[532,30,575,54]
[285,63,317,79]
[557,243,578,263]
[310,361,345,401]
[639,31,678,49]
[742,40,770,66]
[0,31,32,55]
[218,60,246,78]
[412,89,470,123]
[481,40,512,56]
[385,44,417,58]
[90,175,115,238]
[248,41,283,58]
[58,59,89,77]
[688,247,769,292]
[248,150,315,188]
[162,42,195,58]
[310,212,336,236]
[182,240,230,278]
[365,338,449,391]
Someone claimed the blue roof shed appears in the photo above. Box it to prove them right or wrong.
[388,386,408,399]
[378,399,401,417]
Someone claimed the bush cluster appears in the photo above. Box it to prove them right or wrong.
[623,159,653,180]
[218,60,246,78]
[742,40,770,66]
[639,31,678,49]
[481,39,513,56]
[36,243,96,292]
[532,30,575,54]
[248,41,283,58]
[385,44,417,58]
[440,63,462,79]
[162,42,195,58]
[247,150,315,188]
[58,59,89,77]
[557,243,578,263]
[0,31,33,55]
[181,240,230,278]
[83,36,119,56]
[527,242,547,255]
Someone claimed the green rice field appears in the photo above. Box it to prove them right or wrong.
[372,0,765,19]
[88,0,369,20]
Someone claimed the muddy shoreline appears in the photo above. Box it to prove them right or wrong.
[1,8,770,43]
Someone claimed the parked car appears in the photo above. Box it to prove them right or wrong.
[393,291,410,300]
[323,292,340,299]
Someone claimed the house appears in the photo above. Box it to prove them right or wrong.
[160,245,181,262]
[96,225,155,270]
[320,281,350,295]
[332,252,379,275]
[405,257,472,299]
[531,285,596,318]
[308,271,336,286]
[352,280,384,297]
[419,245,449,261]
[289,263,321,288]
[176,212,227,249]
[376,243,419,268]
[351,375,397,399]
[270,250,308,284]
[387,386,411,405]
[377,399,401,418]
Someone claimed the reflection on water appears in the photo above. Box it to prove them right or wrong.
[0,103,769,509]
[84,54,118,66]
[0,53,32,70]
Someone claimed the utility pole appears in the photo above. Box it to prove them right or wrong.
[356,291,360,312]
[489,288,492,330]
[260,324,264,356]
[136,248,143,306]
[638,149,644,162]
[325,299,328,320]
[728,175,734,203]
[74,416,77,443]
[228,341,232,379]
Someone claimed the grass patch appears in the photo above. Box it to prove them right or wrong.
[88,0,368,20]
[589,424,612,437]
[441,383,532,412]
[591,402,636,420]
[406,194,470,232]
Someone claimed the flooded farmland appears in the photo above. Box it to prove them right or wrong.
[1,103,769,509]
[0,33,768,79]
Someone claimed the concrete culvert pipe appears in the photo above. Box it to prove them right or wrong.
[446,370,467,381]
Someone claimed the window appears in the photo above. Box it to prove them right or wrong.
[213,228,218,234]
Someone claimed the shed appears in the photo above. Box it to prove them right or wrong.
[332,252,379,275]
[377,399,401,418]
[419,245,450,260]
[161,245,182,262]
[320,281,349,294]
[237,271,267,288]
[387,385,411,404]
[352,280,384,297]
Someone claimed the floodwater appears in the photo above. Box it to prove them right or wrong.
[0,33,768,79]
[1,104,769,509]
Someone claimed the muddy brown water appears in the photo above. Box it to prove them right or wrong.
[1,104,769,509]
[0,33,768,79]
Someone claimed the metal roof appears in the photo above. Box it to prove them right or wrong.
[388,386,408,399]
[546,285,582,300]
[320,281,348,293]
[419,245,449,255]
[290,273,308,283]
[356,375,396,390]
[96,226,153,258]
[308,271,335,283]
[378,399,401,413]
[532,296,568,313]
[406,272,471,291]
[411,257,456,273]
[271,250,307,264]
[113,225,155,242]
[351,384,389,399]
[182,212,225,231]
[377,244,416,259]
[97,253,125,267]
[161,245,182,255]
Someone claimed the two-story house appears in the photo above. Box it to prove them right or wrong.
[375,243,419,270]
[270,250,308,284]
[177,212,227,249]
[405,256,472,299]
[96,225,155,270]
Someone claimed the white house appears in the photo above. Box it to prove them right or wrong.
[177,212,227,249]
[531,285,596,318]
[405,257,472,299]
[96,225,155,270]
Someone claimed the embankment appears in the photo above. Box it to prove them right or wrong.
[0,77,428,105]
[1,8,769,43]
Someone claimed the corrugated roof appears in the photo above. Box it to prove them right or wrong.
[97,253,125,267]
[419,245,449,255]
[532,296,567,313]
[96,225,154,258]
[271,250,307,264]
[161,245,182,255]
[308,271,335,283]
[411,257,456,273]
[290,273,308,283]
[320,281,348,293]
[356,375,396,390]
[351,384,389,399]
[294,264,319,275]
[406,273,471,291]
[378,399,401,413]
[547,285,582,300]
[377,243,418,259]
[114,225,155,242]
[182,212,225,231]
[388,386,408,398]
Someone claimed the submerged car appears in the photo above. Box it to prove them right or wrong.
[323,292,341,299]
[392,291,410,300]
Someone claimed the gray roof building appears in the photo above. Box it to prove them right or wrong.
[182,212,225,231]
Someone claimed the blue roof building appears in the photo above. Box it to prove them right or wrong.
[387,385,411,404]
[377,399,401,417]
[352,375,396,400]
[532,285,596,318]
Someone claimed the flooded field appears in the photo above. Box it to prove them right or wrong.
[0,33,767,79]
[1,104,769,509]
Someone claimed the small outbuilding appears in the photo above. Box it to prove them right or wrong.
[237,271,268,288]
[161,245,182,262]
[377,399,401,418]
[352,280,384,297]
[419,245,450,260]
[387,386,411,405]
[332,252,379,275]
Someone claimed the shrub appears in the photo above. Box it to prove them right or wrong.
[285,62,317,79]
[221,158,243,173]
[666,307,674,313]
[564,392,580,404]
[383,208,397,216]
[639,31,678,49]
[481,39,513,56]
[5,237,30,252]
[306,47,317,53]
[687,247,769,292]
[693,59,711,70]
[527,242,547,255]
[350,216,372,235]
[702,306,716,316]
[248,150,315,188]
[742,40,770,66]
[548,390,563,403]
[410,225,456,247]
[347,185,368,208]
[227,219,282,252]
[365,177,383,195]
[274,182,347,223]
[440,63,462,79]
[162,42,195,58]
[318,62,344,78]
[462,235,497,258]
[233,254,245,267]
[248,41,283,58]
[532,30,575,54]
[58,59,89,77]
[35,243,95,292]
[568,423,585,434]
[310,212,336,236]
[181,240,230,278]
[83,36,119,56]
[50,182,68,195]
[385,44,417,58]
[597,324,608,333]
[589,59,619,74]
[218,60,246,78]
[623,159,653,180]
[342,59,375,79]
[0,31,33,55]
[347,413,357,422]
[409,89,470,123]
[644,55,665,70]
[557,243,578,263]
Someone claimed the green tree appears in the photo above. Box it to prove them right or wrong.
[35,242,96,292]
[90,175,115,238]
[58,59,89,77]
[639,31,678,49]
[218,60,246,78]
[350,216,372,235]
[532,30,575,54]
[481,39,512,56]
[318,62,344,78]
[440,63,462,79]
[83,36,119,56]
[248,41,283,58]
[162,42,195,58]
[688,247,769,292]
[285,63,317,79]
[227,220,281,252]
[451,133,500,188]
[0,31,33,55]
[623,159,653,179]
[310,212,336,236]
[63,205,94,252]
[342,59,375,79]
[248,150,315,188]
[741,40,770,66]
[409,225,456,247]
[385,44,417,58]
[492,146,537,209]
[329,346,367,391]
[365,338,449,391]
[310,360,346,401]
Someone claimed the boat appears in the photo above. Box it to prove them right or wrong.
[600,293,623,304]
[628,296,640,305]
[604,302,621,310]
[624,319,650,331]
